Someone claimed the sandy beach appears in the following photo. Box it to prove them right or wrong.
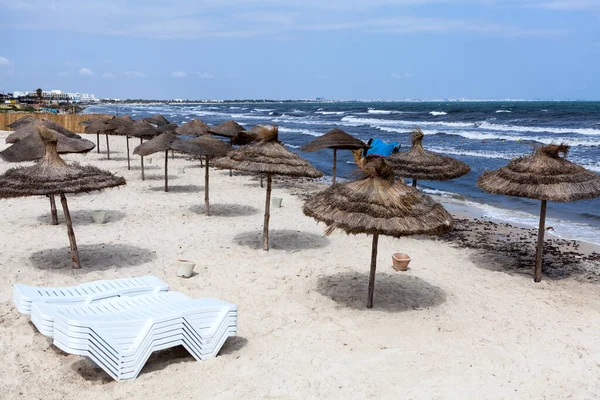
[1,130,600,399]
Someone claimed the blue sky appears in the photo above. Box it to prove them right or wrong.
[1,0,599,100]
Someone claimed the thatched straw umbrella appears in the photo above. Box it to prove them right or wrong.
[478,144,600,282]
[143,114,170,127]
[0,127,125,268]
[388,128,470,187]
[176,119,209,136]
[208,120,245,139]
[7,116,36,130]
[214,125,322,250]
[7,119,80,143]
[169,135,232,216]
[304,158,453,308]
[116,120,162,179]
[1,129,95,162]
[301,128,369,184]
[132,132,178,191]
[82,116,134,160]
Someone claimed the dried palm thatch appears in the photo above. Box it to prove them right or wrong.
[388,128,470,187]
[214,125,323,250]
[176,119,209,136]
[0,127,126,268]
[208,120,245,138]
[83,116,134,160]
[157,123,178,134]
[170,135,232,216]
[304,157,453,308]
[478,144,600,282]
[116,120,163,178]
[143,114,170,126]
[301,128,368,184]
[0,129,95,162]
[7,115,36,130]
[7,119,80,143]
[133,132,178,192]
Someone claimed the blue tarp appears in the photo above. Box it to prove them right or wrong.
[364,138,400,157]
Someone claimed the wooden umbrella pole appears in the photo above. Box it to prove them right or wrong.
[230,169,232,177]
[412,178,417,188]
[263,174,272,251]
[367,233,379,308]
[205,156,210,216]
[172,150,175,159]
[96,133,100,153]
[534,200,547,283]
[261,176,264,188]
[105,134,110,160]
[140,137,145,181]
[164,149,169,192]
[126,136,131,170]
[332,148,337,185]
[59,193,81,269]
[49,194,58,225]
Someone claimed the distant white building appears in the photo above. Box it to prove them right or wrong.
[12,89,99,103]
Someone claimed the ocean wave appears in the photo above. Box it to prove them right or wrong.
[440,130,599,147]
[426,146,517,160]
[285,143,301,149]
[429,111,448,116]
[341,116,473,129]
[278,126,321,137]
[316,111,345,115]
[496,110,512,113]
[254,108,274,112]
[478,121,600,137]
[367,109,399,115]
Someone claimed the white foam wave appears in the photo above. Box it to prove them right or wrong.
[429,111,447,116]
[496,110,512,113]
[368,109,397,114]
[478,121,600,137]
[254,108,273,112]
[341,116,473,129]
[278,126,321,137]
[426,146,517,160]
[316,111,345,115]
[441,130,599,146]
[285,144,301,149]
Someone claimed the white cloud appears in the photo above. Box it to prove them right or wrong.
[78,67,93,76]
[197,72,215,79]
[172,70,187,78]
[124,70,146,78]
[57,71,69,77]
[102,72,115,79]
[0,57,10,66]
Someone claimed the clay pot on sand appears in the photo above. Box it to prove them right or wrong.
[392,253,411,271]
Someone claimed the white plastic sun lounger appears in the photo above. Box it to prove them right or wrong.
[50,292,237,381]
[13,276,169,314]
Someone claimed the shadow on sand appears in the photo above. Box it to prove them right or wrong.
[148,184,202,193]
[189,203,259,218]
[233,229,330,251]
[316,271,446,312]
[29,243,157,273]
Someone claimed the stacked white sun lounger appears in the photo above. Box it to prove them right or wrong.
[14,277,238,381]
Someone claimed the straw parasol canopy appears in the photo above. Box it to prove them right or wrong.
[143,114,170,127]
[214,125,322,250]
[7,116,36,130]
[304,157,453,308]
[387,128,470,187]
[82,115,134,159]
[7,119,80,143]
[176,119,209,136]
[301,128,369,184]
[169,135,232,216]
[0,127,126,268]
[208,120,245,139]
[478,144,600,282]
[1,129,95,162]
[133,132,178,192]
[116,120,163,178]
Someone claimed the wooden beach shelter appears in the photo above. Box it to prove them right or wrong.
[7,115,36,130]
[214,125,323,251]
[7,118,81,143]
[132,132,178,192]
[169,135,232,216]
[176,119,209,136]
[208,120,245,139]
[478,144,600,282]
[143,114,171,127]
[0,127,125,268]
[116,120,162,179]
[301,128,369,184]
[304,158,453,308]
[82,115,134,161]
[387,128,470,188]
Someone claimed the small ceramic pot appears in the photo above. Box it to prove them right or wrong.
[392,253,411,271]
[91,210,107,224]
[176,259,196,278]
[271,197,283,208]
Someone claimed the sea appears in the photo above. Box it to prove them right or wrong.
[84,101,600,245]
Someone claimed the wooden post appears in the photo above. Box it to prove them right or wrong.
[172,149,175,159]
[126,136,131,170]
[332,148,337,185]
[205,156,210,216]
[412,178,417,188]
[105,134,110,160]
[260,176,264,188]
[534,200,547,283]
[59,193,81,269]
[164,150,169,192]
[263,174,272,251]
[367,233,379,308]
[96,133,100,153]
[140,137,145,181]
[49,195,58,225]
[230,169,232,177]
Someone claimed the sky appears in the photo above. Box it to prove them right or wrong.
[1,0,599,100]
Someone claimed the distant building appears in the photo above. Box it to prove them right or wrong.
[12,89,99,103]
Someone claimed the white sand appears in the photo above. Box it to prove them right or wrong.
[1,130,600,399]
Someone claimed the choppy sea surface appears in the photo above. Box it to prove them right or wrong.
[85,101,600,245]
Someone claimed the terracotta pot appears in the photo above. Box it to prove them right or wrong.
[392,253,411,271]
